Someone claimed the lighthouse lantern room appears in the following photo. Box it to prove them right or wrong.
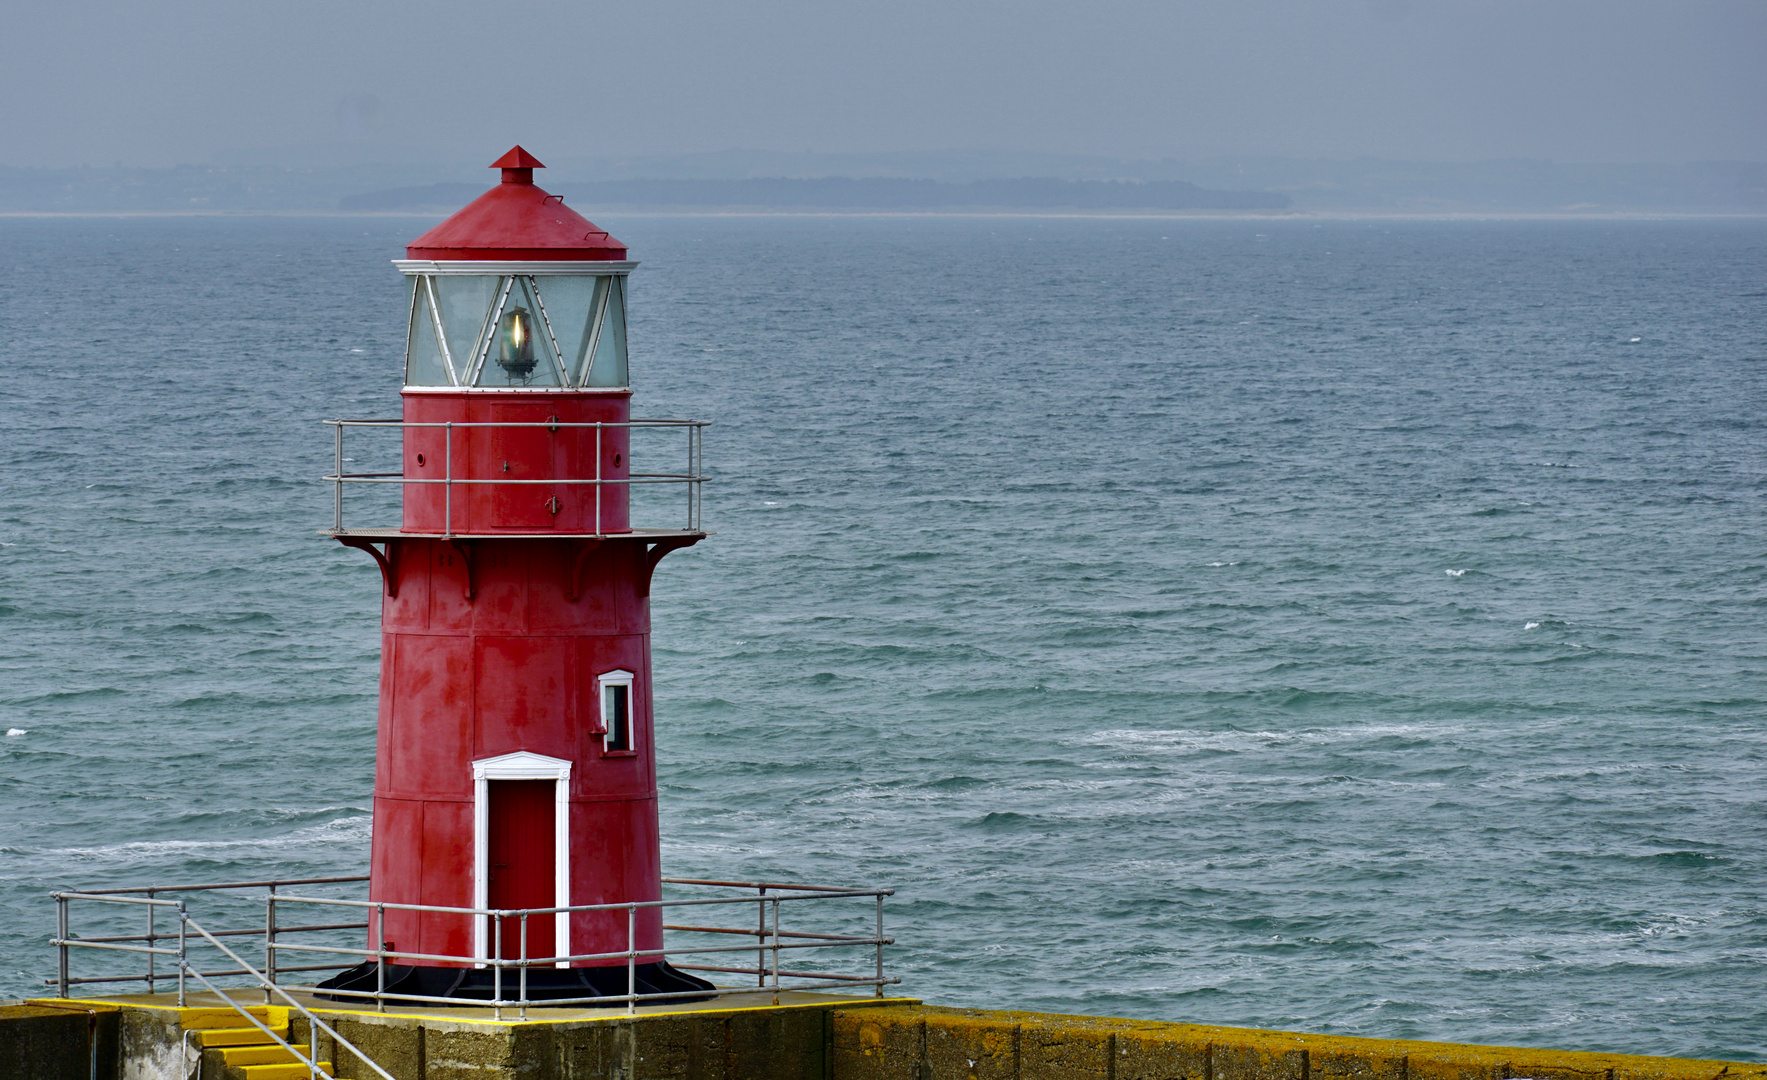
[320,147,711,1001]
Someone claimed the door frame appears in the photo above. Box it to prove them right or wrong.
[472,750,572,968]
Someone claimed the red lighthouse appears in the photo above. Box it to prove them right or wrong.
[322,148,710,1001]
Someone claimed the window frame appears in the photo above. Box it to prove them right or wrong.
[596,668,637,755]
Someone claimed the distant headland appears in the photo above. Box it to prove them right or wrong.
[1,153,1760,215]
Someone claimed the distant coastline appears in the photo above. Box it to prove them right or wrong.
[6,209,1762,223]
[3,156,1759,215]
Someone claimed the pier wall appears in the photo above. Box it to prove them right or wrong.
[0,1003,120,1080]
[11,997,1759,1080]
[829,1006,1757,1080]
[306,998,840,1079]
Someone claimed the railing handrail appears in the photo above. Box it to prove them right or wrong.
[259,887,891,918]
[664,877,878,893]
[53,875,369,898]
[324,418,708,428]
[322,476,699,485]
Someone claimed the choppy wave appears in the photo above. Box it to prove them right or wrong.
[16,814,370,863]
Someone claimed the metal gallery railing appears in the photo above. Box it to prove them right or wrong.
[50,875,897,1021]
[324,418,707,537]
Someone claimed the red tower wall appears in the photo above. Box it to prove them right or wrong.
[368,535,669,966]
[401,391,632,536]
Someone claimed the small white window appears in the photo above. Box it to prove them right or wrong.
[597,669,635,753]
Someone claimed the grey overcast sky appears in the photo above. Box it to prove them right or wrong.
[2,0,1761,169]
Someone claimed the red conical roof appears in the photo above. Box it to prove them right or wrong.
[406,146,626,261]
[490,145,546,170]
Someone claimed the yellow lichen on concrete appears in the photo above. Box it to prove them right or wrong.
[831,1006,1763,1080]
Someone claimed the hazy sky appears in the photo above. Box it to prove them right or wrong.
[3,0,1761,169]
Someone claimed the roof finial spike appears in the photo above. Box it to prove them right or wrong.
[491,145,545,184]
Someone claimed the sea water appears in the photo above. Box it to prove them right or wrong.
[0,214,1762,1060]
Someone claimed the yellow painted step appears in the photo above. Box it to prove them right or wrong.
[197,1023,290,1047]
[221,1044,305,1066]
[237,1062,332,1080]
[177,1005,286,1030]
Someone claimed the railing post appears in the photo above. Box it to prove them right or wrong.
[444,421,453,537]
[333,421,344,532]
[875,894,884,997]
[145,889,156,996]
[519,913,528,1022]
[375,904,386,1012]
[770,897,781,1003]
[756,887,767,987]
[310,1009,321,1080]
[55,893,68,999]
[595,424,603,536]
[265,884,277,1004]
[176,902,188,1009]
[493,912,503,1022]
[626,903,636,1016]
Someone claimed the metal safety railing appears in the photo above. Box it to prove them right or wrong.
[47,876,370,995]
[323,418,707,537]
[47,876,386,1080]
[50,876,897,1023]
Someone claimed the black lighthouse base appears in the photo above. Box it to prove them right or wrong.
[315,959,717,1006]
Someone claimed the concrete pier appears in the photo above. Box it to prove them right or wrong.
[830,1006,1761,1080]
[12,994,1759,1080]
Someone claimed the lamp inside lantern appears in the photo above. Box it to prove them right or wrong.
[496,305,538,378]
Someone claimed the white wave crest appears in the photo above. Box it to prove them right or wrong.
[1077,722,1460,755]
[41,814,370,861]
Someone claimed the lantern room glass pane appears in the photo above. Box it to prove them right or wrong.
[532,275,607,386]
[431,275,499,383]
[405,278,450,386]
[476,276,563,388]
[584,276,628,387]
